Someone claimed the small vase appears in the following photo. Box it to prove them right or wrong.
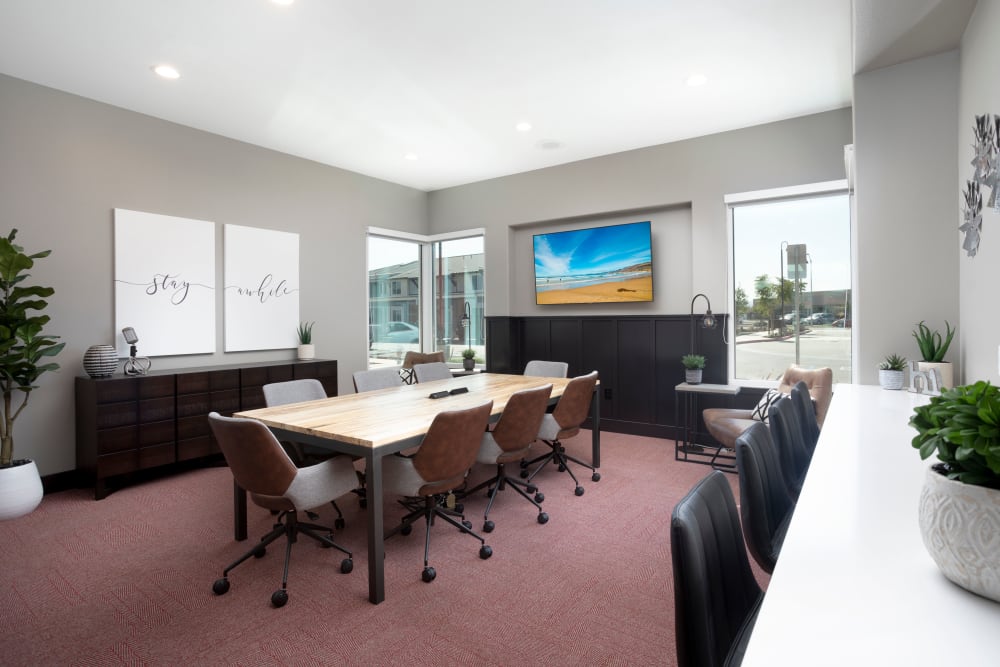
[297,344,315,361]
[463,358,475,371]
[685,369,703,384]
[918,465,1000,603]
[0,459,44,521]
[917,361,953,390]
[878,369,905,390]
[83,344,119,378]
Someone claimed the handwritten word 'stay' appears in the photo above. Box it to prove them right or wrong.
[146,273,191,305]
[233,274,294,303]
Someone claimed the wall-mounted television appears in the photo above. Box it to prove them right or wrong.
[533,220,653,305]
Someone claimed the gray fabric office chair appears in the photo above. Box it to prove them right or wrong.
[465,384,553,532]
[735,421,796,574]
[521,370,600,496]
[383,401,495,582]
[768,395,811,499]
[208,412,355,608]
[413,361,452,383]
[353,366,405,392]
[671,470,763,667]
[262,379,349,526]
[523,360,569,378]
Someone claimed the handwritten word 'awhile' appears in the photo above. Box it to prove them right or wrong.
[146,273,191,305]
[234,274,293,303]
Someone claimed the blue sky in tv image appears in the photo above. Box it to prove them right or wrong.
[533,220,652,292]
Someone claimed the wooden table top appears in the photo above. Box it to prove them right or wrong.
[234,372,572,449]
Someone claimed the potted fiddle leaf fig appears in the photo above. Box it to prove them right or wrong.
[909,380,1000,602]
[912,320,955,389]
[0,229,65,520]
[681,354,705,385]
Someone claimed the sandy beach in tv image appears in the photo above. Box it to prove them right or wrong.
[534,221,653,304]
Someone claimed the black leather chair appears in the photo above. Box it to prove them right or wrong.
[790,380,820,452]
[735,422,796,574]
[671,470,763,667]
[768,395,811,500]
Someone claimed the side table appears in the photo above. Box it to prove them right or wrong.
[674,382,741,471]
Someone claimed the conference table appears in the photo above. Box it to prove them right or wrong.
[741,384,1000,665]
[232,371,600,604]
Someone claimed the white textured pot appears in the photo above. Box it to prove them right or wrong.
[917,361,953,390]
[297,344,315,361]
[918,465,1000,603]
[685,369,702,384]
[0,460,44,521]
[878,369,905,390]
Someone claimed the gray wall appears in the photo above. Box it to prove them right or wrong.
[959,0,1000,384]
[429,109,853,319]
[852,51,960,385]
[0,74,427,476]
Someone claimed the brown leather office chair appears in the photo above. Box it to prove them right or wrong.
[383,401,494,582]
[520,371,600,496]
[702,365,833,450]
[208,412,356,608]
[400,351,445,384]
[465,384,553,532]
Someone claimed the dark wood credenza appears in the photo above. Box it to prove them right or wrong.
[75,359,337,499]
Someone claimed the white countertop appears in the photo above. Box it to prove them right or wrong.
[741,384,1000,666]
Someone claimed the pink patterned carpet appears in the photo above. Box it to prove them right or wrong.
[0,431,766,666]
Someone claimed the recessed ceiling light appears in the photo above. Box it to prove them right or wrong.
[536,139,562,150]
[686,73,708,87]
[404,153,418,161]
[153,64,180,80]
[515,121,533,132]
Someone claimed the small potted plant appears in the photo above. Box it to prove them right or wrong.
[296,321,315,360]
[681,354,705,385]
[912,320,955,389]
[462,348,476,371]
[877,353,906,390]
[909,381,1000,602]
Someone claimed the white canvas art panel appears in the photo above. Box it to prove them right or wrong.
[114,209,216,357]
[224,224,300,352]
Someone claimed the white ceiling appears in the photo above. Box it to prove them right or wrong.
[0,1,965,192]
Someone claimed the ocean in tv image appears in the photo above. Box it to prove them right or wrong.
[533,220,653,304]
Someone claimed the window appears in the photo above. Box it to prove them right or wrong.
[366,229,484,369]
[728,183,852,384]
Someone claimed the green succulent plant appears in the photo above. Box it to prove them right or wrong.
[912,320,955,363]
[879,354,907,371]
[909,381,1000,489]
[462,348,476,359]
[296,321,314,345]
[681,354,706,370]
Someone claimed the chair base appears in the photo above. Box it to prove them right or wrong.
[386,494,492,582]
[464,463,549,532]
[212,510,352,607]
[520,439,601,496]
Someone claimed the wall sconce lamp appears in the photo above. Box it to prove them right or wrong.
[690,293,717,355]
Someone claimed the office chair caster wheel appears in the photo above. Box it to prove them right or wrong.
[538,512,549,524]
[534,492,544,503]
[340,558,353,574]
[461,520,473,532]
[454,502,464,513]
[592,472,601,482]
[519,469,529,479]
[335,517,346,530]
[253,546,267,558]
[479,545,493,559]
[483,520,495,533]
[401,523,413,536]
[212,578,230,595]
[526,483,537,493]
[558,464,566,472]
[574,486,585,496]
[271,589,288,608]
[422,566,436,583]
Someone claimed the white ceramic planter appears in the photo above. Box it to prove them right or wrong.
[878,369,905,390]
[297,344,315,361]
[685,369,702,384]
[918,465,1000,603]
[917,361,953,390]
[0,460,44,521]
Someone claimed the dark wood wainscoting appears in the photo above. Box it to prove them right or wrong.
[486,315,761,441]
